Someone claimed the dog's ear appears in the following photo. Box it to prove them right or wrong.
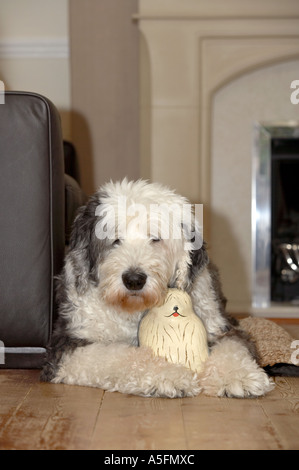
[67,195,102,294]
[183,213,209,280]
[188,241,209,284]
[174,220,209,292]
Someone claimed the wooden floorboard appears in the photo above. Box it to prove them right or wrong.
[90,392,187,450]
[0,323,298,450]
[259,377,299,450]
[181,394,283,450]
[0,372,104,450]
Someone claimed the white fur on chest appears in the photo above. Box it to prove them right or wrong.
[64,286,142,345]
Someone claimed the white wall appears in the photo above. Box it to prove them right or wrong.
[0,0,70,139]
[69,0,140,196]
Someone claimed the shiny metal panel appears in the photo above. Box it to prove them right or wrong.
[252,122,299,308]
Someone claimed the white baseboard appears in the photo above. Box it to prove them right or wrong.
[0,38,69,59]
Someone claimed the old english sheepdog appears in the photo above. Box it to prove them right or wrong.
[41,179,273,398]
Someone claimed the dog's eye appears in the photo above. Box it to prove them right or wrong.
[112,239,121,246]
[150,237,161,243]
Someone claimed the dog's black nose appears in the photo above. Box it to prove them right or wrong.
[122,270,147,291]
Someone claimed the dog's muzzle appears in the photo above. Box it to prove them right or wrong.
[122,269,147,291]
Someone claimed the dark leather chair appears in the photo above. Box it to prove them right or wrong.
[0,91,73,368]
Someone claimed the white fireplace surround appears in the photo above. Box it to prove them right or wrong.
[136,0,299,317]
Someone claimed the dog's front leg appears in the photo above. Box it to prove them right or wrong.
[198,336,274,398]
[51,342,201,398]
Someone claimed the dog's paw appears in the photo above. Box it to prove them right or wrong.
[144,360,202,398]
[156,373,201,399]
[200,363,274,398]
[199,338,275,398]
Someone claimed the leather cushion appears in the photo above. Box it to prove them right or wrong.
[0,92,64,348]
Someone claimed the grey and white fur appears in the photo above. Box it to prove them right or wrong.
[41,179,273,398]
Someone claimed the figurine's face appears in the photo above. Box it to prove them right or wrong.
[152,289,193,320]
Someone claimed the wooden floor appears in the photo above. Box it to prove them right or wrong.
[0,323,298,451]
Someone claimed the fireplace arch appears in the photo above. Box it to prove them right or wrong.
[137,1,299,316]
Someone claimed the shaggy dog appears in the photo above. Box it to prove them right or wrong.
[41,179,273,398]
